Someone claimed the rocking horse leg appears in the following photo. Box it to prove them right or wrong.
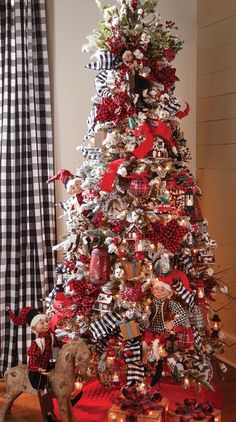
[56,396,74,422]
[38,388,58,422]
[0,391,22,422]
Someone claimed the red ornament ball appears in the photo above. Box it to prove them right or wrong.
[129,175,149,197]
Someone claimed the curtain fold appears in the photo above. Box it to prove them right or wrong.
[0,0,55,375]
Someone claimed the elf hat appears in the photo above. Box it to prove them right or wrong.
[47,169,74,187]
[6,307,47,332]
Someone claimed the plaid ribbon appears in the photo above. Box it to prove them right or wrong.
[175,326,194,350]
[115,387,163,416]
[150,220,188,253]
[175,399,214,421]
[72,280,100,316]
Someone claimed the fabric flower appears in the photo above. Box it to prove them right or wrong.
[95,93,136,125]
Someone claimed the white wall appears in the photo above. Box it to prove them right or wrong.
[46,0,197,238]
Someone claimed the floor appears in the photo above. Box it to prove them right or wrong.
[0,365,236,421]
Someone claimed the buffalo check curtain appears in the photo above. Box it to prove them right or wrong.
[0,0,55,376]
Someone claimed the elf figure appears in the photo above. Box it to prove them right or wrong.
[144,278,191,387]
[6,307,82,422]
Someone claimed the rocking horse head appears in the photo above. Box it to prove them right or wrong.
[54,339,91,380]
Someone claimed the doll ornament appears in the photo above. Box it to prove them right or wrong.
[6,307,83,422]
[144,277,192,387]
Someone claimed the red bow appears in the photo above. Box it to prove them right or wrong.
[115,387,163,416]
[175,399,214,421]
[132,121,172,159]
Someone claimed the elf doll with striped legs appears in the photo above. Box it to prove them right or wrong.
[143,276,193,387]
[6,307,83,422]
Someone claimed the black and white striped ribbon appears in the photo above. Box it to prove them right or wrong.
[95,71,113,98]
[124,339,142,363]
[172,278,195,309]
[126,362,145,386]
[178,253,194,274]
[86,51,118,70]
[90,311,123,340]
[162,97,181,115]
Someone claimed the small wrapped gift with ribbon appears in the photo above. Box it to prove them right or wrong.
[122,259,142,280]
[166,399,221,422]
[120,320,141,340]
[108,387,169,422]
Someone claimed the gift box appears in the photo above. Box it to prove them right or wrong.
[120,320,141,340]
[108,398,169,422]
[166,408,221,422]
[122,260,142,280]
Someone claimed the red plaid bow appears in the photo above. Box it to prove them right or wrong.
[95,92,136,124]
[150,220,188,253]
[175,399,214,421]
[73,280,100,315]
[115,387,163,416]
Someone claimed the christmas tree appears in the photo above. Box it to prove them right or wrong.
[47,0,226,403]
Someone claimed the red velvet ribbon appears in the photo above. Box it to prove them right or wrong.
[100,158,126,192]
[176,103,190,119]
[100,120,173,192]
[132,121,172,159]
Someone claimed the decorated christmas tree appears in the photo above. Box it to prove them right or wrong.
[46,0,227,412]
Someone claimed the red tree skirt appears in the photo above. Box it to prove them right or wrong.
[53,377,223,422]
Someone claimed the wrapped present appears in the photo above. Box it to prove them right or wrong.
[120,320,141,340]
[108,388,169,422]
[108,404,163,421]
[122,260,142,280]
[166,409,221,422]
[166,399,221,422]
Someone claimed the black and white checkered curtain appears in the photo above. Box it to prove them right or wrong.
[0,0,55,376]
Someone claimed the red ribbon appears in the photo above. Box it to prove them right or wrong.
[176,102,190,119]
[175,399,214,421]
[100,158,126,192]
[115,387,163,416]
[132,121,172,159]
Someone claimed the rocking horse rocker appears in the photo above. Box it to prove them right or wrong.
[0,307,91,422]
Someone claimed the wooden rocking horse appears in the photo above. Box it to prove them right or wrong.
[0,339,91,422]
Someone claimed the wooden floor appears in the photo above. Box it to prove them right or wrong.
[0,365,236,421]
